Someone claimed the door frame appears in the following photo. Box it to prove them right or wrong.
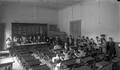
[0,23,5,50]
[70,20,81,38]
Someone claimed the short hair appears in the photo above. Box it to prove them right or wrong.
[100,34,106,37]
[109,37,113,40]
[96,36,99,38]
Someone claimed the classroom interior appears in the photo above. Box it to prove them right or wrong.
[0,0,120,70]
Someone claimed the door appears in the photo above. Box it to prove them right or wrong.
[0,24,5,50]
[70,20,81,38]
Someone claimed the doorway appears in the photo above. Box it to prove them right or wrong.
[0,24,5,50]
[70,20,81,38]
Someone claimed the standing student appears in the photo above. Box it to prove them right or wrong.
[96,36,101,47]
[100,34,107,54]
[67,35,74,46]
[106,37,116,61]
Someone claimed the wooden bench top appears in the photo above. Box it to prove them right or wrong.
[0,57,14,67]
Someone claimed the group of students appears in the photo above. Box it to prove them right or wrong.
[51,34,116,70]
[55,34,116,56]
[11,33,64,45]
[11,33,116,60]
[12,33,49,44]
[7,33,117,70]
[7,33,116,59]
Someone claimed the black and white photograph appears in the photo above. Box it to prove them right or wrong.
[0,0,120,70]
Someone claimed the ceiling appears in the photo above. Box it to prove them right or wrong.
[0,0,82,9]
